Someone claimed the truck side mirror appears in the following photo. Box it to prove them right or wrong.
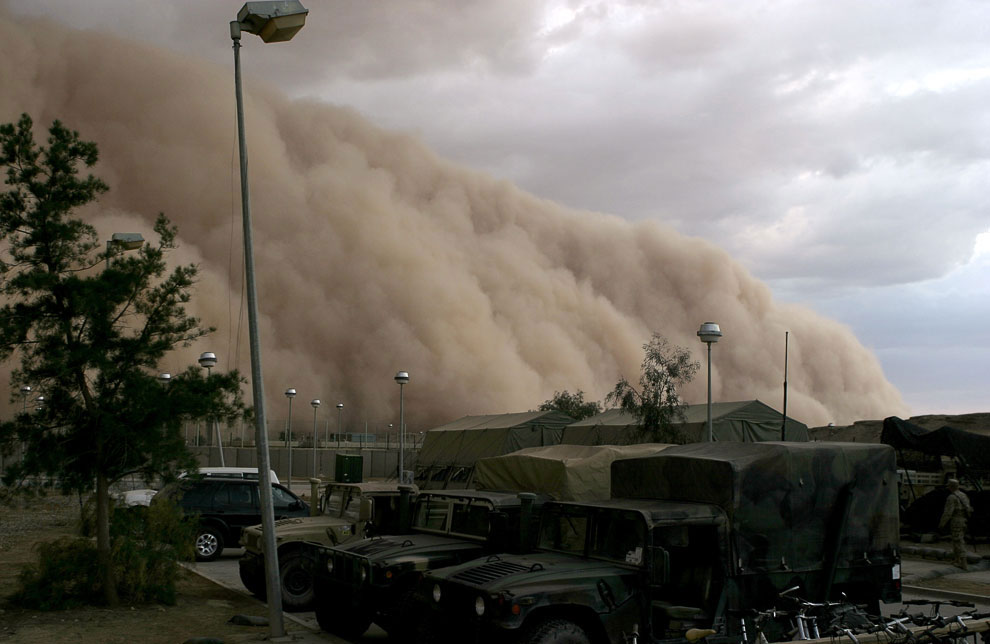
[359,497,373,522]
[650,546,670,585]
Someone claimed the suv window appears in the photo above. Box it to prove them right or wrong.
[214,482,257,509]
[272,485,299,510]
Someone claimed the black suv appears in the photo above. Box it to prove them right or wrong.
[156,477,309,561]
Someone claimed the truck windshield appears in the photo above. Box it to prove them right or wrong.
[589,509,646,566]
[412,496,495,539]
[538,505,590,556]
[323,486,363,521]
[538,506,646,565]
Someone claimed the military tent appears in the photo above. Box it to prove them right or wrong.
[473,443,675,501]
[414,411,573,489]
[561,400,808,445]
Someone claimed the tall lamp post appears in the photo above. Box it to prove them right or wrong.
[198,351,225,467]
[20,385,31,412]
[310,399,321,478]
[697,322,722,443]
[395,371,409,483]
[336,403,344,449]
[285,388,296,486]
[230,2,308,636]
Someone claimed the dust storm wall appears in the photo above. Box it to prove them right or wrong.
[0,10,907,432]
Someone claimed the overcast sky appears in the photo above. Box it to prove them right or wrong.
[7,0,989,416]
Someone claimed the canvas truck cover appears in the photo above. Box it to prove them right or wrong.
[473,443,675,501]
[611,442,899,573]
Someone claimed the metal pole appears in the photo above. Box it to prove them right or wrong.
[336,404,342,449]
[232,25,283,636]
[706,342,713,443]
[398,384,405,482]
[286,395,293,486]
[781,331,789,441]
[312,404,319,478]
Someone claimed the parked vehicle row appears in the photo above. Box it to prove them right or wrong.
[227,442,902,644]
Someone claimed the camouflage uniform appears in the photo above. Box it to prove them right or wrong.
[939,482,972,570]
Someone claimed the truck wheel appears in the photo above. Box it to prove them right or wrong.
[280,550,316,611]
[523,618,592,644]
[195,527,224,562]
[238,562,266,598]
[325,609,372,639]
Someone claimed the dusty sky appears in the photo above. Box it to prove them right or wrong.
[1,1,986,432]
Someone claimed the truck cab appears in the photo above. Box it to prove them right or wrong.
[312,489,543,639]
[237,480,413,610]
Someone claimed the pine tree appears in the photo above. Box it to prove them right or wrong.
[0,114,244,606]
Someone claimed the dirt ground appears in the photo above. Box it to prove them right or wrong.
[0,494,312,644]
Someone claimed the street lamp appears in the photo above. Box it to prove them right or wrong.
[198,352,224,467]
[285,388,296,487]
[336,403,343,449]
[105,232,144,269]
[20,385,31,412]
[157,372,172,386]
[310,399,321,478]
[697,322,722,443]
[230,3,308,633]
[395,371,409,484]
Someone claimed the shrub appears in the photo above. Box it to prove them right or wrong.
[10,496,196,608]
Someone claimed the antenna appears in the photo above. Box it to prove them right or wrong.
[781,331,789,441]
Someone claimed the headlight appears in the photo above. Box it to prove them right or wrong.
[474,596,485,616]
[325,558,334,574]
[432,584,442,603]
[360,563,368,582]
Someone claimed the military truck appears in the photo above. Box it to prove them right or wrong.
[312,444,671,639]
[237,480,412,610]
[419,442,901,644]
[312,489,543,638]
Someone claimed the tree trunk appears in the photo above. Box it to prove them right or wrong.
[96,472,119,606]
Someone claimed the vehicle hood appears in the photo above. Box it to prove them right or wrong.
[335,533,484,564]
[430,551,636,593]
[242,516,358,541]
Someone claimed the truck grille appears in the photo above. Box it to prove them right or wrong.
[452,560,530,585]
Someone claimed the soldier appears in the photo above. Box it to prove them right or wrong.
[939,479,973,569]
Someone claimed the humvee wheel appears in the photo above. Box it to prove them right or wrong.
[238,563,265,598]
[316,599,371,639]
[523,618,591,644]
[280,550,316,611]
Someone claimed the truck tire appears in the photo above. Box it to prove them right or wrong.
[315,595,372,639]
[195,526,225,562]
[238,561,266,598]
[280,550,316,611]
[523,618,592,644]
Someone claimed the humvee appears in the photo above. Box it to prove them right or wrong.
[237,480,412,610]
[419,442,901,644]
[312,443,670,639]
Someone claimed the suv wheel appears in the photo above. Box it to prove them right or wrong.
[195,527,225,562]
[280,550,316,611]
[523,618,591,644]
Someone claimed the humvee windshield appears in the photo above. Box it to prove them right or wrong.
[412,495,495,539]
[323,485,364,522]
[538,505,646,566]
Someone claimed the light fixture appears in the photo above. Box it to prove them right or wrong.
[395,371,410,484]
[697,322,722,443]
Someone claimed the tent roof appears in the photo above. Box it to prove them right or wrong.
[570,401,797,427]
[881,416,990,471]
[428,410,574,431]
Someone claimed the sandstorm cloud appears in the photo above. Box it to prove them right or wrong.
[0,9,907,431]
